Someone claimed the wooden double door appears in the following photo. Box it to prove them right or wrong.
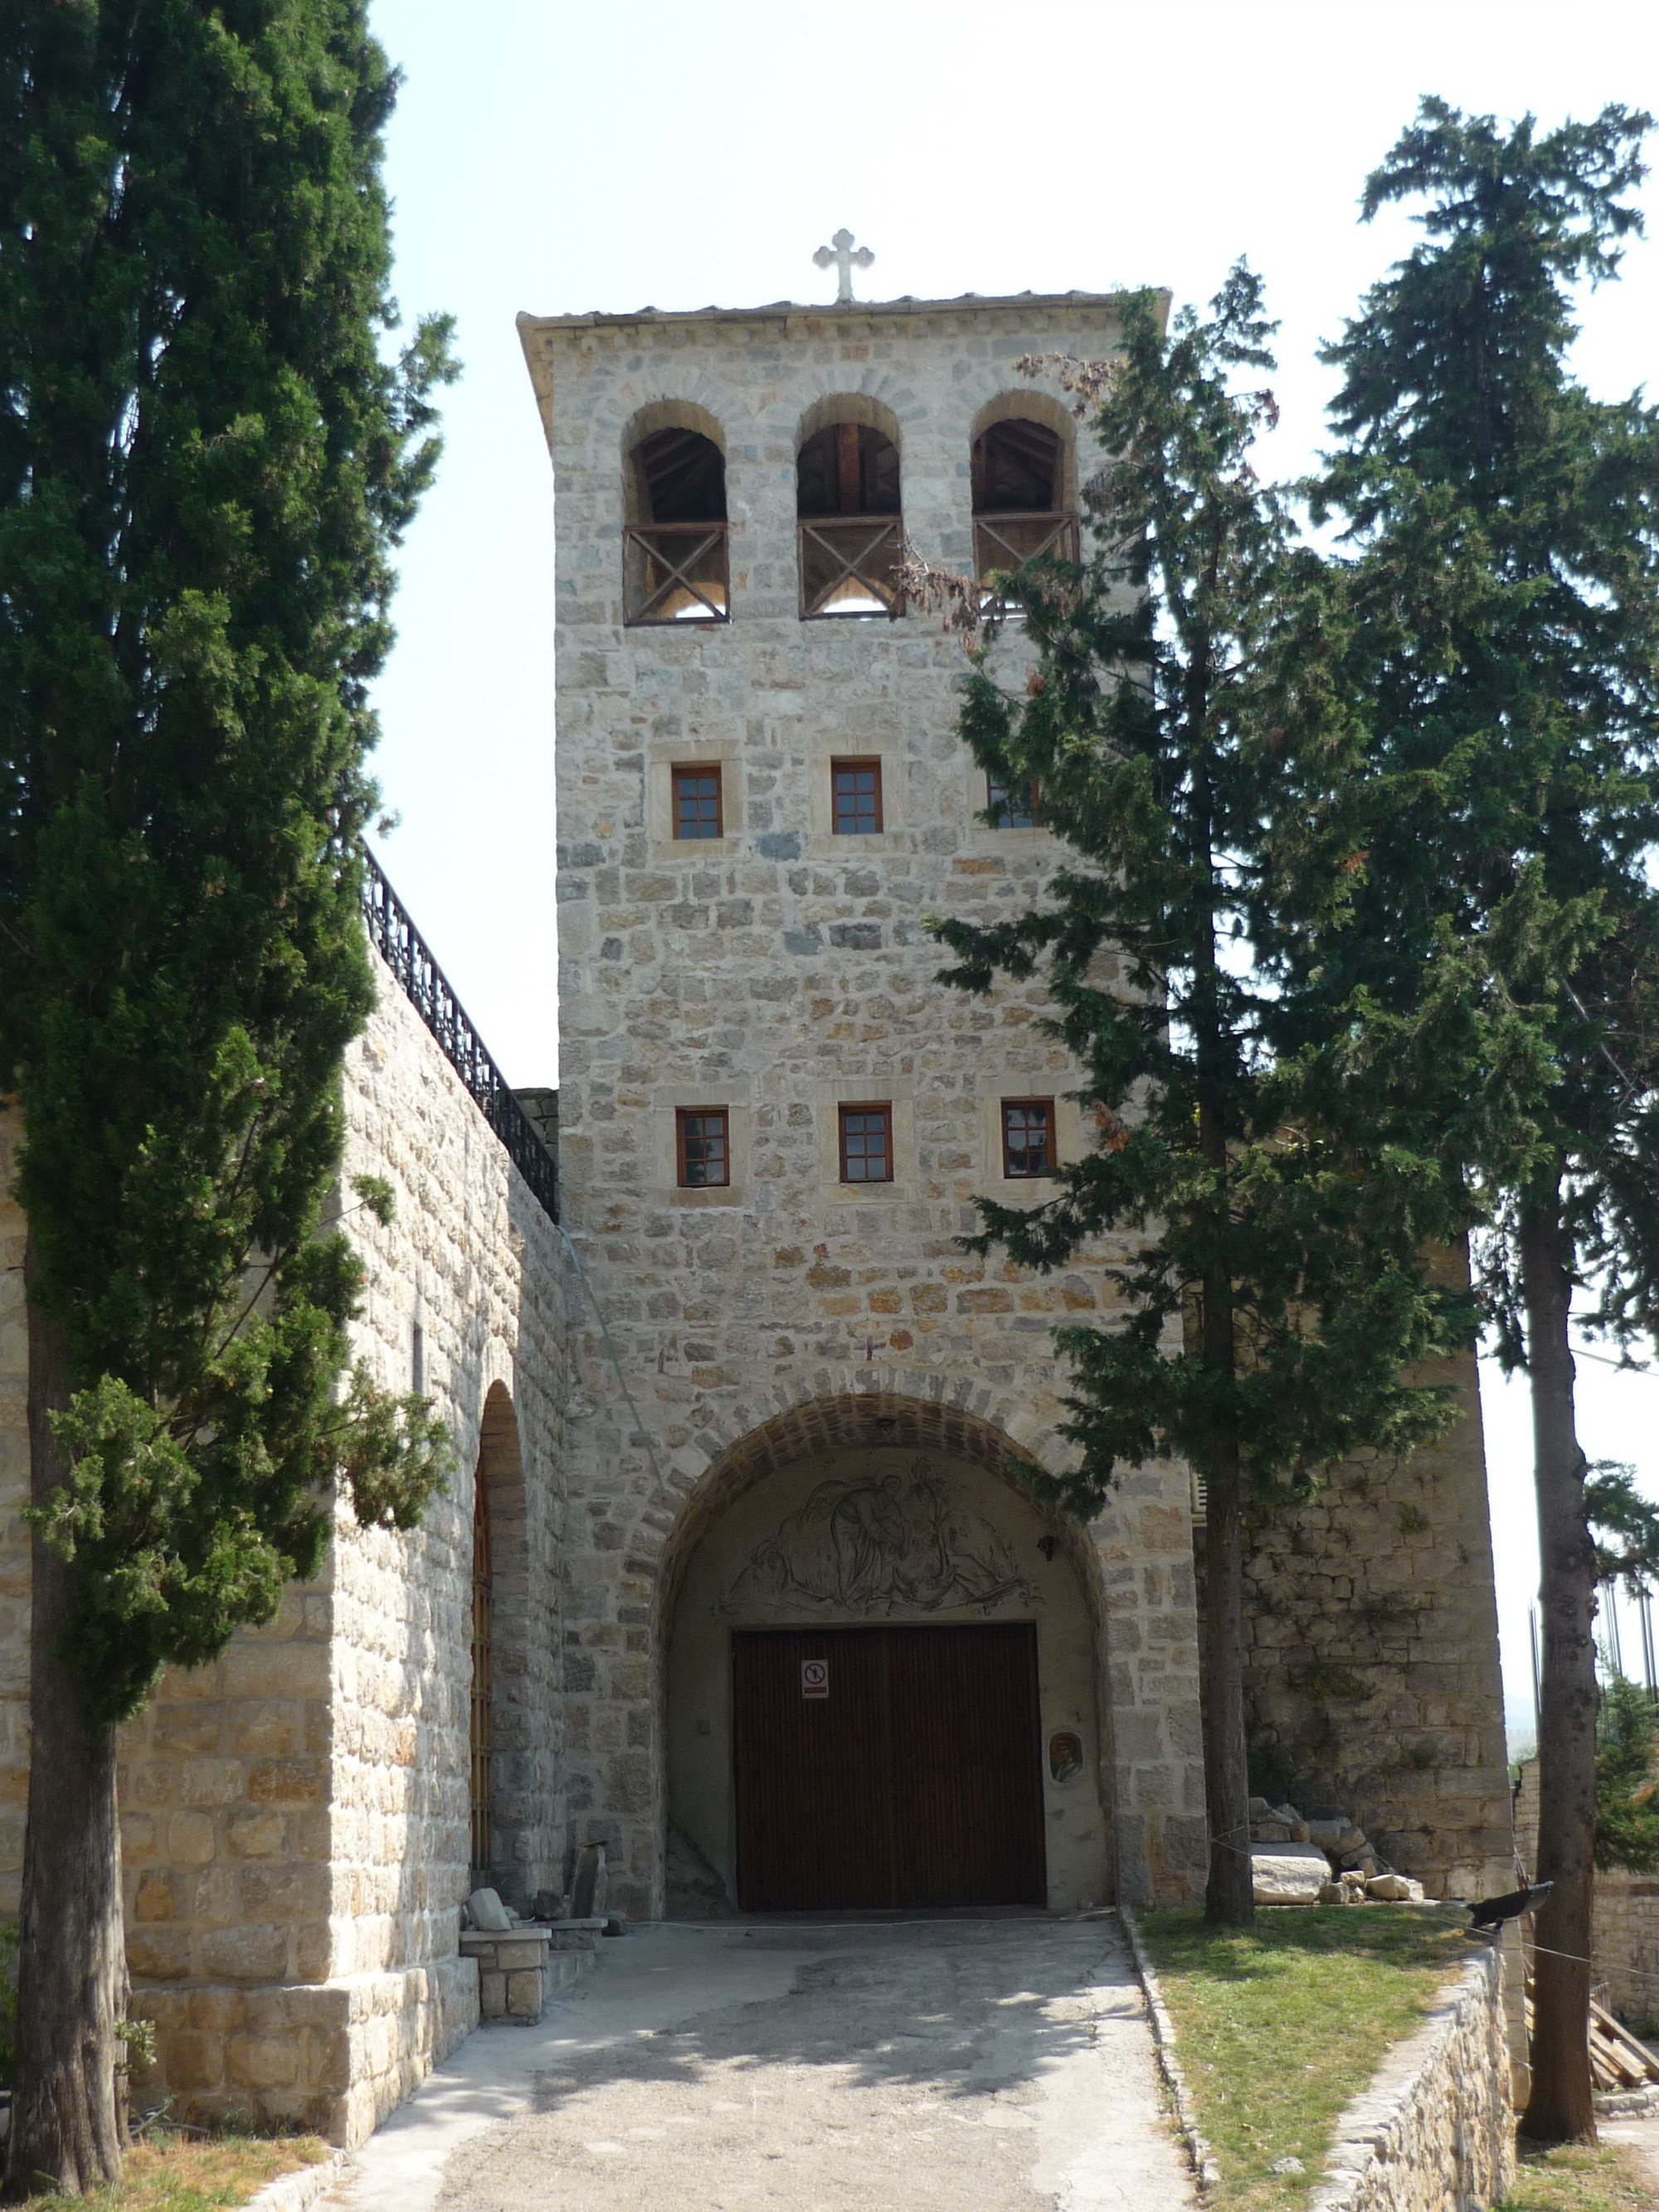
[732,1622,1047,1912]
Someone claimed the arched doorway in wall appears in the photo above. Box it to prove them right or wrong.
[469,1382,532,1903]
[661,1393,1112,1916]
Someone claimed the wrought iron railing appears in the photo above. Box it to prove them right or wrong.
[360,846,559,1222]
[623,521,731,624]
[972,510,1080,582]
[798,515,905,619]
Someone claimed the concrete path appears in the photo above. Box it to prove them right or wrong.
[332,1915,1195,2212]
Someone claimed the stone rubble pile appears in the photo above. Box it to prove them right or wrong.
[1248,1796,1427,1907]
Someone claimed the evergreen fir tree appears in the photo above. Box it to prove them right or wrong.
[928,270,1470,1928]
[1595,1672,1659,1875]
[1315,99,1659,2141]
[0,0,456,2185]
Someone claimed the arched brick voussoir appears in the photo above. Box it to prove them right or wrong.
[591,368,738,451]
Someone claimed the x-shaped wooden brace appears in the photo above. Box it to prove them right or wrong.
[800,518,902,616]
[975,514,1073,570]
[630,526,728,621]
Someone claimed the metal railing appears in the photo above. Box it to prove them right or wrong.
[972,510,1080,582]
[798,515,905,619]
[623,521,731,624]
[360,846,558,1222]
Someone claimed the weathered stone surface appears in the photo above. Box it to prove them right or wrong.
[523,290,1209,1915]
[1240,1248,1515,1905]
[570,1843,607,1922]
[1309,1946,1514,2211]
[0,969,567,2144]
[1515,1757,1659,2024]
[1253,1845,1331,1903]
[1367,1873,1426,1903]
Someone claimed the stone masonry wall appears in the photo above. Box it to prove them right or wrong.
[1310,1943,1515,2212]
[1515,1756,1659,2029]
[1240,1324,1515,1902]
[520,290,1209,1917]
[1587,1875,1659,2030]
[0,952,570,2147]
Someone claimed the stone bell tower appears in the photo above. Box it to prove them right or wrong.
[517,251,1212,1922]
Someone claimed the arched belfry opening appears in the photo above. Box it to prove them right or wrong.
[971,397,1079,582]
[795,398,902,618]
[659,1392,1112,1917]
[468,1382,533,1903]
[623,404,729,624]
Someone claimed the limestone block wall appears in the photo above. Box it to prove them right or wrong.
[1586,1874,1659,2029]
[1310,1945,1515,2212]
[520,290,1208,1917]
[1515,1757,1659,2028]
[1239,1337,1515,1900]
[0,952,570,2146]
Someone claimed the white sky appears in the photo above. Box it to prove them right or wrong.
[362,0,1659,1740]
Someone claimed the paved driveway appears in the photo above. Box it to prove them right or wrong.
[336,1915,1195,2212]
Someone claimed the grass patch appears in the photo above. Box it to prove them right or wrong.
[1136,1904,1473,2212]
[16,2125,331,2212]
[1497,2139,1655,2210]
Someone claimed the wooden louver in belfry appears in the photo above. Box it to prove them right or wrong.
[470,1473,493,1872]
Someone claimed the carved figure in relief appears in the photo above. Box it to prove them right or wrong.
[722,1457,1033,1617]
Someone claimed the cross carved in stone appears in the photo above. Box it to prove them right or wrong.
[814,227,874,305]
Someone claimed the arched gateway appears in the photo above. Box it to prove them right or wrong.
[659,1392,1112,1915]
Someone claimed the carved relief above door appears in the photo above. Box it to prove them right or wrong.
[720,1456,1034,1618]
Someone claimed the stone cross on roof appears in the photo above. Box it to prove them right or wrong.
[814,227,874,305]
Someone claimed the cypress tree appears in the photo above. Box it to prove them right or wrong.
[0,0,455,2186]
[927,270,1469,1927]
[1315,100,1659,2140]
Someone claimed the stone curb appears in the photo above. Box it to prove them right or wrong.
[1306,1946,1504,2212]
[1597,2083,1659,2117]
[1120,1906,1220,2198]
[241,2149,351,2212]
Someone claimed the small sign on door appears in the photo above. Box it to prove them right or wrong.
[800,1658,829,1700]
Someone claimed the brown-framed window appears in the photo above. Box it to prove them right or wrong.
[987,774,1037,830]
[831,758,883,835]
[672,764,723,840]
[1001,1097,1055,1178]
[676,1107,730,1187]
[839,1102,893,1184]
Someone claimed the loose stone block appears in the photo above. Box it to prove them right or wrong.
[1252,1845,1331,1904]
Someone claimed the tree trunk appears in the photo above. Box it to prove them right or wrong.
[1518,1182,1598,2146]
[7,1233,127,2197]
[1193,848,1253,1927]
[1201,1431,1255,1926]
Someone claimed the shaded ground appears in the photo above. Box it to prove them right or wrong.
[336,1916,1194,2212]
[1596,2108,1659,2199]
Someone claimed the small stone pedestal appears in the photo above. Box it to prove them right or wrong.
[460,1919,609,2024]
[460,1926,555,2022]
